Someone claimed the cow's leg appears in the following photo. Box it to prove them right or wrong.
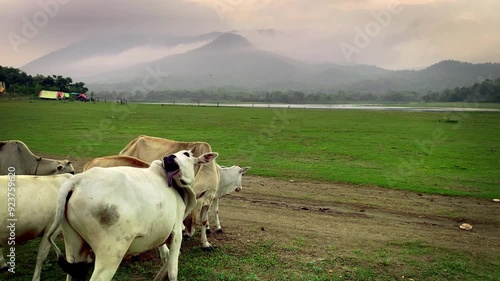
[205,206,212,235]
[200,205,213,250]
[89,252,124,281]
[154,224,182,281]
[32,227,62,281]
[60,221,92,281]
[0,247,7,271]
[158,244,169,263]
[213,197,223,233]
[89,238,132,281]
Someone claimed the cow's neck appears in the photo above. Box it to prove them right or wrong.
[34,159,41,175]
[34,158,56,175]
[172,180,185,201]
[218,171,233,192]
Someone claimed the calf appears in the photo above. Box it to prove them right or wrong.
[207,165,250,233]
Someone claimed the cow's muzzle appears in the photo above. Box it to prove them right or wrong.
[163,155,181,187]
[163,155,180,172]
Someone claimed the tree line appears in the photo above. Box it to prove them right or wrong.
[0,66,88,96]
[2,64,498,103]
[422,78,500,103]
[96,77,499,104]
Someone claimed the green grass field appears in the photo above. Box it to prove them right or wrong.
[1,100,499,198]
[1,99,500,281]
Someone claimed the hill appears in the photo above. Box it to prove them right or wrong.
[20,32,500,95]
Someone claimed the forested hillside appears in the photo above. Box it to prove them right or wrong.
[422,78,500,103]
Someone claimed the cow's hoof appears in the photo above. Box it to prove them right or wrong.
[206,228,212,235]
[202,246,214,252]
[216,229,224,234]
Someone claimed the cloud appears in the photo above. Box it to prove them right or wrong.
[1,0,499,70]
[74,41,210,69]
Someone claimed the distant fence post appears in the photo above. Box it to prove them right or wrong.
[217,102,219,107]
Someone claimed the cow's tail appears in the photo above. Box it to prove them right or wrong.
[47,179,91,279]
[47,179,73,259]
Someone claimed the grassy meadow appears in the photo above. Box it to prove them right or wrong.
[0,99,498,198]
[1,99,500,281]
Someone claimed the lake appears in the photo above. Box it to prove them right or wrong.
[143,102,500,112]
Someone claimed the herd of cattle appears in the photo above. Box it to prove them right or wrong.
[0,136,250,281]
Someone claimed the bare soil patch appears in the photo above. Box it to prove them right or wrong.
[216,176,500,260]
[65,155,500,260]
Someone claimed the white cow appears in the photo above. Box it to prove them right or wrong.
[47,149,218,281]
[119,136,220,250]
[0,140,74,175]
[206,165,250,234]
[0,173,73,281]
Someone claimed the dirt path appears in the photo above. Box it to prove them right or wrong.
[68,156,500,259]
[215,176,500,256]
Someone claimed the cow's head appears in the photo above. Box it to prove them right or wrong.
[55,160,75,175]
[37,158,75,175]
[234,166,251,192]
[162,148,218,189]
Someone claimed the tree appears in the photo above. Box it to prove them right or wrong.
[0,65,89,96]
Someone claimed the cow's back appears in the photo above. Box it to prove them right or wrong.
[64,165,187,255]
[119,135,213,163]
[0,140,35,175]
[119,136,220,227]
[82,155,150,172]
[0,174,72,245]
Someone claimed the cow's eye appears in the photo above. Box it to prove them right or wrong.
[183,152,190,157]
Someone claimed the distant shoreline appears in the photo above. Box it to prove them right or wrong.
[140,102,500,112]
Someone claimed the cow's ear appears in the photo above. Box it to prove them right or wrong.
[57,164,63,171]
[240,167,251,174]
[190,146,196,155]
[196,152,218,165]
[67,161,72,165]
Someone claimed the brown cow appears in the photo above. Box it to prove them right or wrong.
[82,155,150,172]
[119,135,220,250]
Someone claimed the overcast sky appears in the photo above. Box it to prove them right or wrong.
[1,0,499,70]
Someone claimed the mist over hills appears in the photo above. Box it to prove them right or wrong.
[21,32,223,80]
[21,32,500,95]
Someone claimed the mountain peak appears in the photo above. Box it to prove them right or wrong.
[198,33,253,52]
[425,60,471,71]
